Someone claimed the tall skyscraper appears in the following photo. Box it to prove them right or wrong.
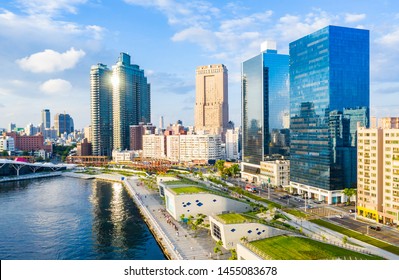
[112,53,151,150]
[90,63,113,156]
[54,113,74,136]
[41,109,50,129]
[241,41,289,182]
[194,64,228,136]
[289,26,370,203]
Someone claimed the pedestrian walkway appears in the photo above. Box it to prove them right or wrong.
[126,177,230,260]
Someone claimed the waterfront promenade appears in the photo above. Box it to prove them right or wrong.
[64,172,229,260]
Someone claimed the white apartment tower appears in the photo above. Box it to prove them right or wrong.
[357,122,399,225]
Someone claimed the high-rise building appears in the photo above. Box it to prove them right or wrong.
[90,63,113,156]
[112,53,151,150]
[54,113,74,136]
[42,109,51,129]
[289,26,370,203]
[357,125,399,225]
[194,64,228,136]
[241,41,289,182]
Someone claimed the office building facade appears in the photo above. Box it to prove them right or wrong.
[289,26,370,203]
[241,41,289,182]
[54,113,74,136]
[194,64,228,136]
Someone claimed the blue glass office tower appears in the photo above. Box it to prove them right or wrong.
[290,26,369,202]
[242,42,289,178]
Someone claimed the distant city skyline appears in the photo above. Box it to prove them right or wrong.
[1,1,399,129]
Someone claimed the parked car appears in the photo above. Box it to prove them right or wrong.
[349,209,356,213]
[369,225,381,231]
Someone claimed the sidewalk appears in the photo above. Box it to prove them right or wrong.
[125,177,230,260]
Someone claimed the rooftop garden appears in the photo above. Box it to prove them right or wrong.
[216,213,250,224]
[161,177,205,186]
[170,186,211,195]
[247,235,383,260]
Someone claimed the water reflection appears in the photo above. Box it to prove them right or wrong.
[0,177,165,260]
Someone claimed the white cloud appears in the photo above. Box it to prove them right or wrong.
[17,48,85,73]
[124,0,219,27]
[378,27,399,47]
[39,79,72,95]
[274,10,337,43]
[344,13,366,23]
[0,10,105,52]
[172,27,217,51]
[16,0,88,16]
[220,10,273,31]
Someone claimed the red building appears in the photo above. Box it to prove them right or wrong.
[77,138,92,156]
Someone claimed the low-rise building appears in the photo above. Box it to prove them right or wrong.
[159,179,250,221]
[179,134,222,163]
[142,134,166,159]
[0,136,15,153]
[112,150,137,162]
[209,213,287,250]
[260,160,290,188]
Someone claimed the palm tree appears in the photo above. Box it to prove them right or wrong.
[240,236,248,243]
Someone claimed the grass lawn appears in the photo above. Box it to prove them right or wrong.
[171,186,210,195]
[217,213,250,224]
[311,219,399,256]
[249,236,383,260]
[162,177,204,186]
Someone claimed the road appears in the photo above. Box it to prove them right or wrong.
[328,216,399,246]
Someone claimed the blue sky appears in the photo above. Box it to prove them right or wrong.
[0,0,399,130]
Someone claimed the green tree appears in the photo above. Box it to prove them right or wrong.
[1,150,9,156]
[343,188,357,205]
[342,236,348,245]
[215,160,226,175]
[228,164,240,177]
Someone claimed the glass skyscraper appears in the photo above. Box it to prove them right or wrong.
[90,63,113,156]
[241,41,289,179]
[112,53,151,151]
[289,26,369,202]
